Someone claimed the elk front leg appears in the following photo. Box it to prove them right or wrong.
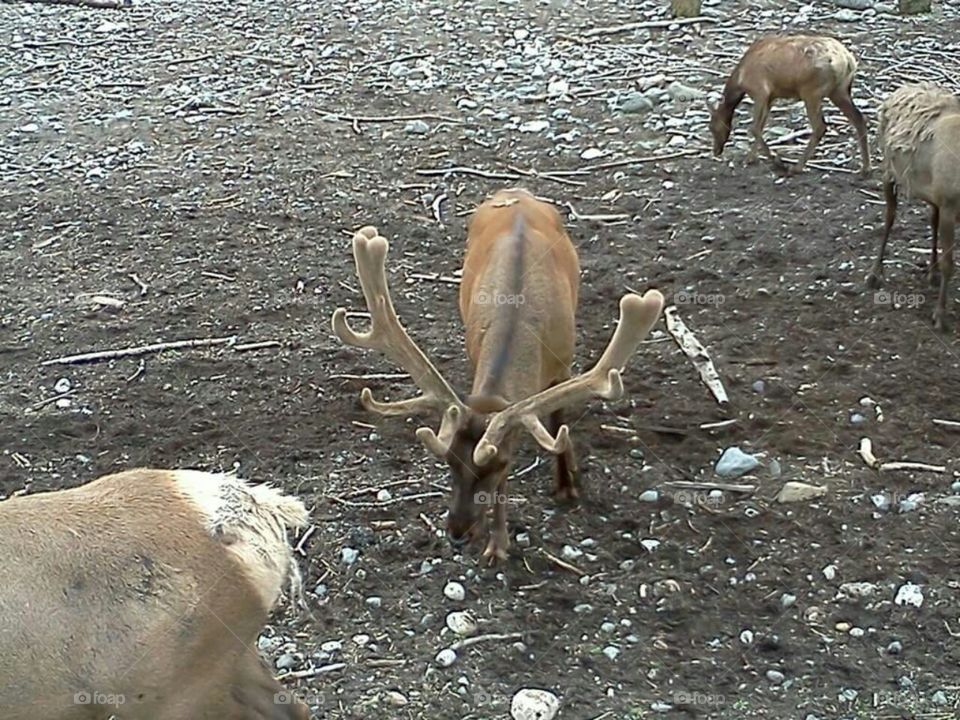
[549,406,579,503]
[929,204,941,287]
[789,95,826,175]
[933,209,955,331]
[829,85,871,177]
[866,179,897,289]
[746,96,779,168]
[481,476,510,565]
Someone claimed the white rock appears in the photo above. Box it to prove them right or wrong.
[823,564,838,580]
[435,648,457,667]
[640,539,660,552]
[580,147,605,161]
[547,78,569,97]
[510,688,560,720]
[894,582,923,608]
[519,120,550,133]
[19,123,39,133]
[376,489,392,502]
[385,690,408,706]
[445,611,477,636]
[602,645,620,660]
[561,545,583,560]
[739,629,754,645]
[341,547,359,565]
[776,481,827,503]
[443,581,466,602]
[54,378,71,393]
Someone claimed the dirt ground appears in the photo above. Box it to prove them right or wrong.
[3,0,960,718]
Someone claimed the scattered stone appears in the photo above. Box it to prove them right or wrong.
[838,688,859,702]
[601,622,616,633]
[639,489,659,503]
[894,582,923,608]
[444,581,466,602]
[365,596,382,609]
[871,493,891,511]
[19,123,40,133]
[850,412,866,424]
[887,640,902,655]
[519,120,549,133]
[404,119,430,135]
[573,603,593,614]
[54,378,71,393]
[435,648,457,667]
[951,480,960,493]
[768,459,782,478]
[835,621,852,633]
[752,380,765,393]
[835,0,875,8]
[781,593,797,609]
[376,489,392,502]
[580,147,605,160]
[740,629,754,645]
[511,688,560,720]
[276,653,301,670]
[898,493,924,513]
[776,481,827,503]
[666,80,704,102]
[385,690,409,706]
[602,645,620,661]
[715,447,760,478]
[388,61,409,77]
[445,611,477,636]
[766,670,785,685]
[838,581,879,600]
[352,634,370,646]
[668,135,687,147]
[562,544,583,561]
[849,627,865,638]
[640,539,660,552]
[650,701,673,713]
[620,92,655,114]
[320,640,342,654]
[547,78,569,97]
[341,547,359,565]
[823,564,837,580]
[834,8,860,20]
[932,690,948,705]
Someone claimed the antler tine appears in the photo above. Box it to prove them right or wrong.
[473,289,665,466]
[331,226,465,417]
[415,405,464,458]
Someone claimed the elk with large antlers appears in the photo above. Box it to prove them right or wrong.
[332,188,664,563]
[0,468,310,720]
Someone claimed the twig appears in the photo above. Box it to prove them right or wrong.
[417,166,520,181]
[879,461,946,473]
[450,633,523,651]
[125,359,145,383]
[325,491,443,508]
[408,272,460,284]
[540,549,587,576]
[40,336,237,366]
[933,418,960,431]
[366,658,408,668]
[663,480,755,493]
[233,340,281,352]
[294,525,316,556]
[419,512,439,534]
[582,149,703,171]
[318,110,463,124]
[663,306,729,405]
[329,372,409,381]
[201,271,236,282]
[579,16,718,39]
[431,193,447,225]
[28,390,76,412]
[21,0,130,8]
[276,662,345,681]
[129,273,148,296]
[699,419,737,431]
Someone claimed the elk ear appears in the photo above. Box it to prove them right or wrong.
[466,393,510,414]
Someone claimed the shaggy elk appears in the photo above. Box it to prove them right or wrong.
[0,468,310,720]
[332,188,665,563]
[867,81,960,331]
[708,34,870,176]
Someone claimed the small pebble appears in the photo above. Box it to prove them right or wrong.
[766,670,785,685]
[602,645,620,660]
[341,547,359,565]
[932,690,948,705]
[887,640,903,655]
[601,622,616,633]
[752,380,765,394]
[740,629,754,645]
[376,489,392,502]
[365,596,382,609]
[823,564,837,581]
[404,119,430,135]
[435,648,457,667]
[639,489,658,503]
[849,627,865,638]
[443,581,466,602]
[781,593,796,609]
[54,378,71,393]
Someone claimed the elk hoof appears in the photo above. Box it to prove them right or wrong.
[864,272,882,290]
[481,535,509,566]
[928,269,941,288]
[553,483,580,506]
[859,166,872,179]
[933,309,948,332]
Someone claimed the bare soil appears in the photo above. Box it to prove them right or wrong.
[2,0,960,718]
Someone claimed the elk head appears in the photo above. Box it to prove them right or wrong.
[332,225,664,561]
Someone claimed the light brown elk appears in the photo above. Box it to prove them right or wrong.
[867,81,960,331]
[708,34,870,176]
[332,188,664,564]
[0,468,310,720]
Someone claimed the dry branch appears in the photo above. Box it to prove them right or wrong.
[416,166,520,181]
[40,337,237,366]
[579,15,718,39]
[21,0,130,8]
[318,110,463,124]
[663,306,729,405]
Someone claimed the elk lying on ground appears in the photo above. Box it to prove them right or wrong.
[0,468,310,720]
[332,188,664,564]
[708,34,870,176]
[867,81,960,331]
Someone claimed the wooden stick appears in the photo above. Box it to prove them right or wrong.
[540,549,587,576]
[275,662,345,681]
[28,390,76,411]
[233,340,281,352]
[879,461,946,474]
[579,16,718,39]
[294,525,316,556]
[858,438,880,469]
[663,306,729,405]
[20,0,130,8]
[325,491,443,508]
[662,480,755,493]
[582,149,703,171]
[699,418,738,430]
[318,110,463,124]
[933,418,960,430]
[416,166,520,181]
[450,633,523,651]
[40,336,237,366]
[329,372,410,381]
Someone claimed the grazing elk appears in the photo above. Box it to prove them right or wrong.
[708,34,871,176]
[867,81,960,331]
[0,468,310,720]
[332,188,664,564]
